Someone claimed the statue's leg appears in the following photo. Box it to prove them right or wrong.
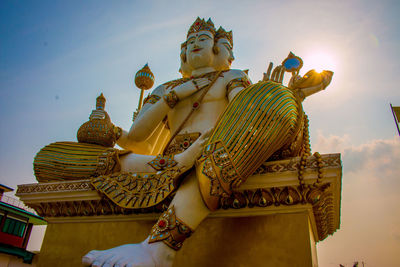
[197,82,302,210]
[82,170,210,267]
[168,169,211,228]
[119,129,211,174]
[83,131,212,266]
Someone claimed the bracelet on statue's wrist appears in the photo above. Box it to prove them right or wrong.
[163,90,179,108]
[192,79,200,90]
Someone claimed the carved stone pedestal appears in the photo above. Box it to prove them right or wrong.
[17,154,342,267]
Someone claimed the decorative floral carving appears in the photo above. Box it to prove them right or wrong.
[17,180,93,193]
[218,183,334,241]
[255,153,341,174]
[26,197,170,218]
[18,182,336,241]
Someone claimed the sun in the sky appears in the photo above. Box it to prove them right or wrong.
[302,50,338,73]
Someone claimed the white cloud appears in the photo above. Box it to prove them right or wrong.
[314,132,400,178]
[315,134,400,266]
[313,131,352,154]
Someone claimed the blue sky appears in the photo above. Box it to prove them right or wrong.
[1,0,400,266]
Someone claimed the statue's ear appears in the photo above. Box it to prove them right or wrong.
[181,53,187,63]
[212,45,220,55]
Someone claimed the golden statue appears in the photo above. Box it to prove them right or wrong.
[31,17,333,266]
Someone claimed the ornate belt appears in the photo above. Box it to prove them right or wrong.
[164,132,201,155]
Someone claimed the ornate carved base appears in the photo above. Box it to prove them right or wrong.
[17,153,342,267]
[36,210,318,267]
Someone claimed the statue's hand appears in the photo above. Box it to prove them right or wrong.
[173,78,210,99]
[175,127,213,172]
[320,71,333,88]
[290,70,334,99]
[192,78,211,90]
[292,70,333,90]
[288,74,302,89]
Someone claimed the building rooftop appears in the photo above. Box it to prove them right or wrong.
[0,184,13,193]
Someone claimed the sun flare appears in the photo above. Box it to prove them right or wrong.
[302,50,337,73]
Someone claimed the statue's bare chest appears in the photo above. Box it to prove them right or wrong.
[167,77,228,131]
[172,77,226,109]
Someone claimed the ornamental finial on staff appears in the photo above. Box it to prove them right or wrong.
[135,64,155,111]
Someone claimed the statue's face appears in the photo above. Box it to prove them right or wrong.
[186,30,215,70]
[214,38,233,71]
[179,44,193,78]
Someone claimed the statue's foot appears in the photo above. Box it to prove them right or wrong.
[82,238,176,267]
[175,128,212,172]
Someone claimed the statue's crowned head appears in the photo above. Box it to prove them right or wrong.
[214,26,234,71]
[184,17,234,73]
[187,17,216,38]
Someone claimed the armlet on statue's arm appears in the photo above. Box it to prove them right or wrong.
[136,85,165,120]
[143,94,161,105]
[226,74,252,100]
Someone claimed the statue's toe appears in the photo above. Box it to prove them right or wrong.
[81,256,93,266]
[91,253,115,267]
[102,255,121,267]
[115,258,130,266]
[82,250,100,265]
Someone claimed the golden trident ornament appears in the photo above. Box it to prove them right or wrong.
[135,64,155,111]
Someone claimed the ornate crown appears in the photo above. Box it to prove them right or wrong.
[187,17,216,37]
[181,41,187,49]
[215,26,233,47]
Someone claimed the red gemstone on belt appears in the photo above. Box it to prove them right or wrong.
[193,102,199,109]
[159,159,166,165]
[183,141,189,148]
[158,219,167,228]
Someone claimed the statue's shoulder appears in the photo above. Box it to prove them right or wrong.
[162,77,190,91]
[224,69,251,85]
[151,84,166,96]
[141,84,167,110]
[223,69,250,81]
[223,69,252,98]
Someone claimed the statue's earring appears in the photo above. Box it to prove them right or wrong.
[181,53,187,63]
[213,45,220,55]
[228,52,235,63]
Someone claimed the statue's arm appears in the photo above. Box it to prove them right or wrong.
[226,69,252,102]
[125,85,170,143]
[126,79,210,143]
[117,127,163,154]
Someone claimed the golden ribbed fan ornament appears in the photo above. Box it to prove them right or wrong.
[135,64,155,110]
